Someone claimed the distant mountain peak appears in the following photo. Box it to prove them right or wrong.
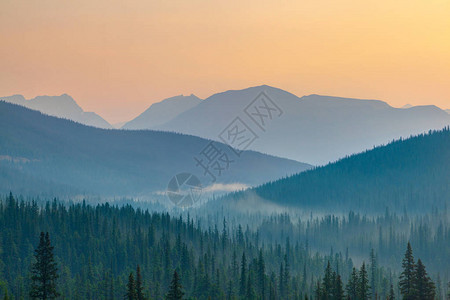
[0,93,112,129]
[122,94,203,130]
[155,86,449,165]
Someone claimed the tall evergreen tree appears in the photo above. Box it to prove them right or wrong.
[322,261,333,299]
[166,271,183,300]
[414,259,435,300]
[136,265,144,300]
[258,249,266,299]
[346,267,358,300]
[29,232,59,300]
[239,252,247,297]
[357,263,370,300]
[399,242,416,300]
[125,273,137,300]
[369,249,377,300]
[333,273,344,300]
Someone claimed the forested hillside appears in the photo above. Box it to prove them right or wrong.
[223,128,450,212]
[0,194,447,299]
[0,101,309,198]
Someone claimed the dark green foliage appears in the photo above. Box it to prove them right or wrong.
[398,243,437,300]
[226,127,450,212]
[136,265,145,300]
[369,249,377,300]
[333,274,344,300]
[346,267,358,300]
[126,273,137,300]
[357,263,370,300]
[0,194,446,299]
[239,253,247,297]
[166,271,183,300]
[414,259,435,300]
[29,232,59,299]
[321,261,333,299]
[399,242,416,299]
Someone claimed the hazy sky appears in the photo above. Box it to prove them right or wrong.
[1,0,449,123]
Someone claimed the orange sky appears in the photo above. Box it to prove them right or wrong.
[1,0,449,123]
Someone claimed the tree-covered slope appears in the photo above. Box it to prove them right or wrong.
[1,194,446,299]
[224,128,450,212]
[0,101,310,198]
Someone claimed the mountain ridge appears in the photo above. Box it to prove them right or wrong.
[0,101,310,199]
[217,127,450,213]
[154,85,450,164]
[122,94,202,129]
[0,94,113,129]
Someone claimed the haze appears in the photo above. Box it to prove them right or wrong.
[1,0,449,123]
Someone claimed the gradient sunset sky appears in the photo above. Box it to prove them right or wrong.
[1,0,449,123]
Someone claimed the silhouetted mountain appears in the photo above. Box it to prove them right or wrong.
[122,94,202,129]
[220,128,450,212]
[156,85,449,165]
[1,94,112,129]
[0,101,310,199]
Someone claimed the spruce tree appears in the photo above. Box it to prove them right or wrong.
[346,267,358,300]
[136,265,144,300]
[258,249,266,299]
[29,232,59,300]
[246,271,256,300]
[399,242,416,299]
[239,252,247,296]
[369,249,377,300]
[357,263,370,300]
[166,271,183,300]
[322,261,333,298]
[414,259,435,300]
[126,273,137,300]
[333,274,344,300]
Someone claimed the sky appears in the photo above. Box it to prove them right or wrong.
[1,0,449,124]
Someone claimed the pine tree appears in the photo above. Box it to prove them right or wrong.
[369,249,377,300]
[333,274,344,300]
[239,252,247,296]
[166,271,183,300]
[279,263,284,298]
[29,232,59,300]
[258,249,266,299]
[357,263,370,300]
[246,271,256,300]
[136,265,145,300]
[399,242,416,299]
[126,273,137,300]
[414,259,435,300]
[283,253,290,296]
[346,267,358,300]
[322,261,333,298]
